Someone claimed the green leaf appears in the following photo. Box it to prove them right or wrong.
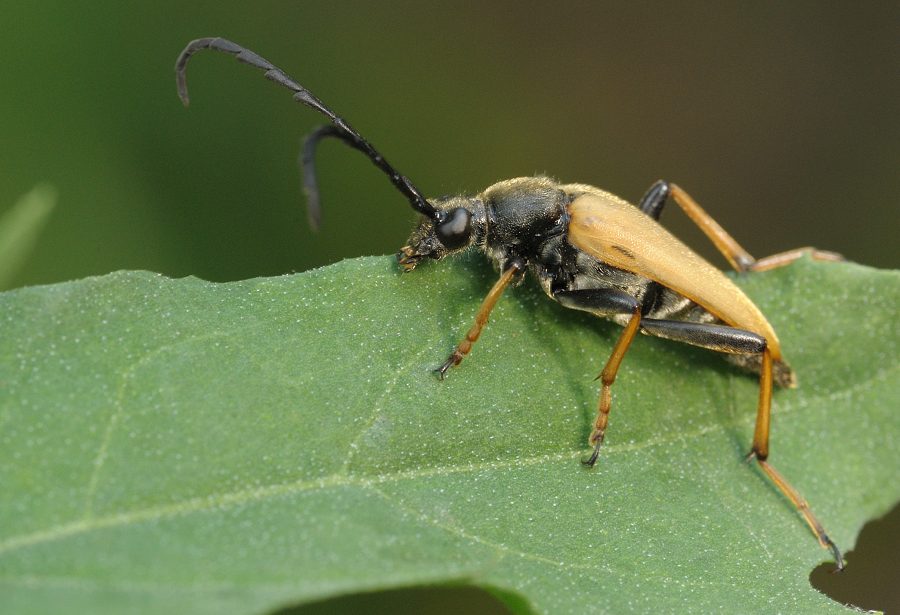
[1,254,898,614]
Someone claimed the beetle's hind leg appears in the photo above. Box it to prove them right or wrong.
[637,180,670,221]
[748,349,845,571]
[756,459,845,571]
[740,247,844,272]
[643,181,843,272]
[636,319,844,569]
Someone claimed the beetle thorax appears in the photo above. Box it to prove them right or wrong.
[479,177,571,273]
[397,177,570,274]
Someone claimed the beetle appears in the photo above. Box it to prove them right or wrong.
[175,37,845,570]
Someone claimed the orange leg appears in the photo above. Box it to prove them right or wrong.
[747,349,845,571]
[641,182,843,568]
[746,247,844,272]
[668,184,844,273]
[583,306,642,467]
[757,459,844,570]
[435,263,521,378]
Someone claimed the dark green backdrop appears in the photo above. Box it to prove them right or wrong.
[2,2,898,613]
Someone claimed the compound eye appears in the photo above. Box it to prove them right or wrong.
[435,207,472,250]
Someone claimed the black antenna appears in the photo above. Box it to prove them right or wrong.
[300,125,352,232]
[175,37,439,228]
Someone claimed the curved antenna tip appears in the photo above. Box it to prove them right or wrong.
[174,38,437,222]
[176,79,190,106]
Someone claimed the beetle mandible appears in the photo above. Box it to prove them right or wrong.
[175,38,845,570]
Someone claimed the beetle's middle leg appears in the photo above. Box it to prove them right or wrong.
[640,180,843,272]
[553,288,644,467]
[585,306,642,466]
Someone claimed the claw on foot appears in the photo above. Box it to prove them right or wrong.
[582,431,605,467]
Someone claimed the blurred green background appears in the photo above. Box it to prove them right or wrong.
[2,1,898,613]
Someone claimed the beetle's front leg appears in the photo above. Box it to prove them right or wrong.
[435,258,525,378]
[553,288,643,467]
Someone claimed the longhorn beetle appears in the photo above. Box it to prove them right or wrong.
[176,37,845,570]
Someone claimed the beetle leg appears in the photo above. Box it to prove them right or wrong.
[662,183,844,273]
[553,288,642,318]
[742,247,844,272]
[435,260,524,378]
[637,180,669,221]
[665,183,757,272]
[747,348,844,570]
[756,458,845,571]
[584,306,642,467]
[550,288,644,466]
[750,348,774,460]
[638,319,767,354]
[626,318,844,567]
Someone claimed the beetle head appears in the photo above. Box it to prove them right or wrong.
[397,195,483,272]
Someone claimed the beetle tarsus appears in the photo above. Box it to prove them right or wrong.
[747,248,846,273]
[434,355,458,380]
[582,439,603,467]
[826,537,845,573]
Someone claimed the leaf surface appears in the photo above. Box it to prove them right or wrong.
[1,255,898,614]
